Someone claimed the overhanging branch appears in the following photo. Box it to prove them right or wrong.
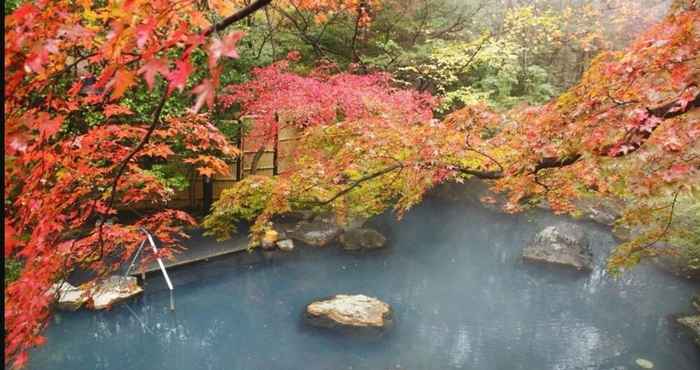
[306,164,404,206]
[204,0,273,36]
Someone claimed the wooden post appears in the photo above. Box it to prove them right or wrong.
[273,118,279,176]
[236,124,244,181]
[203,176,213,212]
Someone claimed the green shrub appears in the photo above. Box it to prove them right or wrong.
[203,176,275,240]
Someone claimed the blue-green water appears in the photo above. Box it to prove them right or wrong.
[29,197,699,369]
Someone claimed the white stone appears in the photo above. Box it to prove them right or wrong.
[635,358,654,369]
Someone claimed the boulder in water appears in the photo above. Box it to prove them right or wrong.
[305,294,392,332]
[677,315,700,347]
[523,223,594,271]
[572,196,624,226]
[339,215,369,231]
[288,216,341,247]
[89,276,143,310]
[339,228,387,251]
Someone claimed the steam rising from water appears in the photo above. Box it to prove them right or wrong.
[30,195,699,370]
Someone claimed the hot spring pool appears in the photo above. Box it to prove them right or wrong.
[29,197,699,369]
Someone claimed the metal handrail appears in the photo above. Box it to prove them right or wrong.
[126,228,176,311]
[124,239,146,277]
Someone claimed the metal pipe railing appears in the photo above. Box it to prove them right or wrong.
[128,228,176,311]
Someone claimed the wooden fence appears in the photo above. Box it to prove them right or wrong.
[168,122,300,210]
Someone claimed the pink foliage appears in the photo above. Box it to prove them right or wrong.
[219,61,436,149]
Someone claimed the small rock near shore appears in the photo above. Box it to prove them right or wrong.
[339,228,387,251]
[288,216,342,247]
[276,239,295,252]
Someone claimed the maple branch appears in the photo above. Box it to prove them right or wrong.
[602,88,700,157]
[453,153,582,181]
[482,87,700,180]
[533,154,583,173]
[107,87,170,209]
[204,0,273,36]
[87,84,171,265]
[273,5,340,58]
[632,190,680,254]
[309,164,404,206]
[48,52,95,83]
[457,167,503,179]
[456,34,490,75]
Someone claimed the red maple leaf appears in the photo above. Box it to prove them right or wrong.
[208,31,245,69]
[191,79,216,113]
[167,59,193,93]
[137,58,170,90]
[135,17,158,49]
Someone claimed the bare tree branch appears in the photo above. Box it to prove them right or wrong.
[204,0,273,36]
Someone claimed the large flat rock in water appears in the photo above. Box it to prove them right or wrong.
[523,223,594,271]
[89,276,143,310]
[47,282,89,311]
[305,294,392,332]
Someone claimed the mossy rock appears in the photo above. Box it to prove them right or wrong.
[677,315,700,347]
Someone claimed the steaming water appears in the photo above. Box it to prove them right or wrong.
[29,196,699,370]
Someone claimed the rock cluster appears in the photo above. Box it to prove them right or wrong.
[272,212,388,250]
[273,213,341,247]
